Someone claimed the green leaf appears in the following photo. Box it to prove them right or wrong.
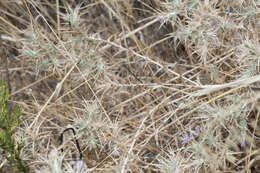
[0,80,30,173]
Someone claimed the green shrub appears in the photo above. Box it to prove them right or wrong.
[0,80,29,173]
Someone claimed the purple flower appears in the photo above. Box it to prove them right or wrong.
[238,139,249,150]
[194,126,202,136]
[182,134,193,145]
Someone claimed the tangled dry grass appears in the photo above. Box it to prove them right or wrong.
[1,0,260,172]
